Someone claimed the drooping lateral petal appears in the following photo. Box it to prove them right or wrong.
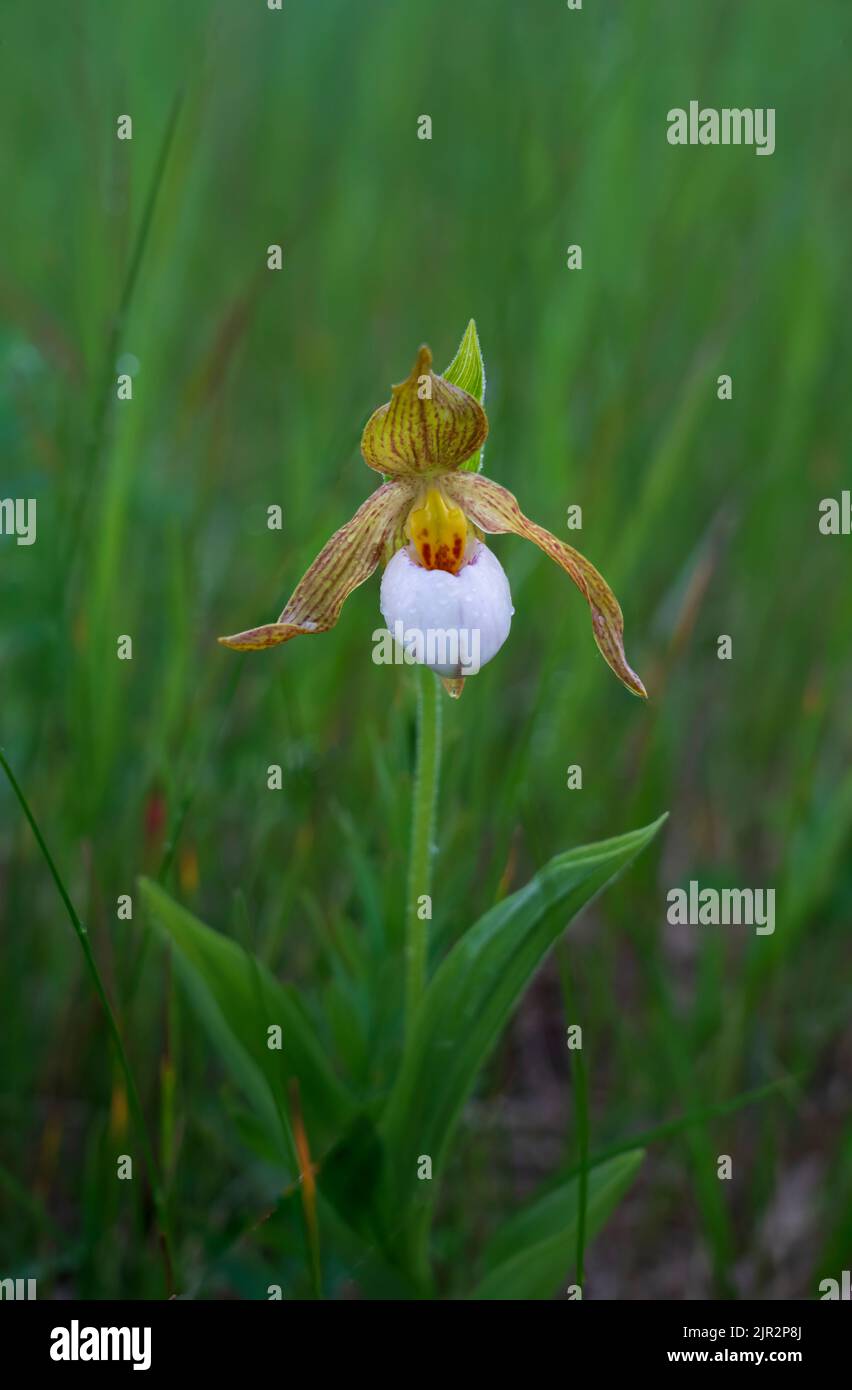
[442,473,647,698]
[361,345,488,477]
[218,481,414,651]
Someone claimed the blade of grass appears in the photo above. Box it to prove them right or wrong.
[560,1075,797,1183]
[63,89,184,589]
[289,1079,323,1299]
[558,943,590,1292]
[0,747,177,1294]
[0,1161,63,1238]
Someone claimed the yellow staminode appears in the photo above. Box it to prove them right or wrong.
[405,487,468,574]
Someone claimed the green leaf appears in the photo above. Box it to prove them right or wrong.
[443,318,486,471]
[380,817,666,1242]
[443,318,485,401]
[140,879,355,1167]
[319,1113,385,1243]
[470,1151,644,1299]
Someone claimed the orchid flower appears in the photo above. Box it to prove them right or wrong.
[219,325,646,700]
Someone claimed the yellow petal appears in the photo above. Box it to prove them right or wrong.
[442,473,647,698]
[361,345,488,477]
[218,481,414,651]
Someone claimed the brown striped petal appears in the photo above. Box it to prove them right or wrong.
[442,473,647,698]
[218,481,414,651]
[361,346,488,477]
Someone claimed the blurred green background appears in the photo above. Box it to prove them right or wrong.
[2,0,851,1299]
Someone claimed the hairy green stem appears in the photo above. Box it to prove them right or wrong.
[404,666,442,1041]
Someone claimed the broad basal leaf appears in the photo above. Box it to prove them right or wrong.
[379,817,666,1244]
[140,879,354,1166]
